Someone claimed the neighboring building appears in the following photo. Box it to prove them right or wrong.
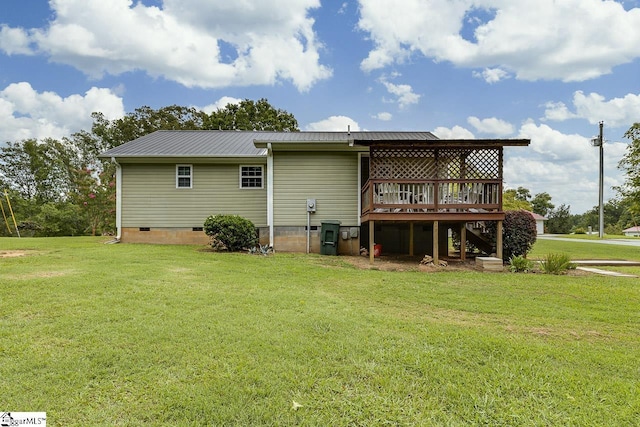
[623,226,640,237]
[530,212,548,235]
[99,130,529,262]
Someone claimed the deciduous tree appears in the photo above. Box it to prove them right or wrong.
[617,122,640,214]
[546,204,573,234]
[0,138,78,202]
[503,188,532,211]
[205,98,299,132]
[531,192,554,217]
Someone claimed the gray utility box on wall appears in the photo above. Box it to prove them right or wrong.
[320,220,341,255]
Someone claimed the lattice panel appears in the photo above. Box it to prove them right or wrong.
[369,147,501,180]
[464,149,500,179]
[437,148,500,179]
[371,147,437,179]
[436,150,462,179]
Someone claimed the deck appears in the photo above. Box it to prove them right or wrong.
[360,179,505,222]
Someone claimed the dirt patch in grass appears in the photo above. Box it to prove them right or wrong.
[0,250,32,258]
[341,255,479,272]
[4,270,73,280]
[340,254,593,275]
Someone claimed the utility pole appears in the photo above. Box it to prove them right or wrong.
[598,121,604,239]
[590,122,604,239]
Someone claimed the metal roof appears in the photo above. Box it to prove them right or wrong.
[253,131,440,143]
[99,130,441,158]
[98,130,530,159]
[100,130,270,158]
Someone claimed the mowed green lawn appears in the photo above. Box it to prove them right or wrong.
[1,237,638,426]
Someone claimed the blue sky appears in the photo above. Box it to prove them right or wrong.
[1,0,639,213]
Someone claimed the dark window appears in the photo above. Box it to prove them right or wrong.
[240,166,263,189]
[177,165,192,188]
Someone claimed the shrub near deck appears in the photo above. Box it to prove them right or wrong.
[0,237,638,425]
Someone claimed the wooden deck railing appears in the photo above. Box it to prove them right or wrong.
[361,179,501,215]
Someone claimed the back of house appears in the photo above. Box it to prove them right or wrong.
[100,130,529,260]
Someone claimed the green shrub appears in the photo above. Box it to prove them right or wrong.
[508,255,534,273]
[605,224,622,235]
[573,227,586,234]
[488,210,537,261]
[540,253,576,275]
[203,214,258,252]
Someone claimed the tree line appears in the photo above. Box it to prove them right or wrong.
[0,99,298,236]
[502,184,640,235]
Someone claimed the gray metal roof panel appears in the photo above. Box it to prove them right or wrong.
[99,130,441,158]
[100,130,270,157]
[253,131,439,143]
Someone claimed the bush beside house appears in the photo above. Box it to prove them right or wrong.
[203,214,258,251]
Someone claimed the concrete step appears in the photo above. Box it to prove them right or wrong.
[476,256,503,271]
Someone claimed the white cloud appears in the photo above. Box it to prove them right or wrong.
[472,67,510,84]
[544,91,640,128]
[542,101,578,122]
[432,126,475,139]
[467,116,514,136]
[306,116,360,131]
[199,97,243,114]
[358,0,640,82]
[0,82,124,143]
[0,0,331,92]
[518,121,594,162]
[0,25,34,55]
[504,120,628,213]
[380,77,420,109]
[374,112,393,121]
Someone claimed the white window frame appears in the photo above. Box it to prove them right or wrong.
[239,165,264,189]
[176,164,193,189]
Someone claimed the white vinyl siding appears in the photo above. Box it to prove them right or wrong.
[273,152,359,226]
[121,163,267,227]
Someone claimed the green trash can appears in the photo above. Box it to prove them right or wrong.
[320,220,341,255]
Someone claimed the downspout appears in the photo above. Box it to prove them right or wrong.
[111,157,122,241]
[267,143,274,248]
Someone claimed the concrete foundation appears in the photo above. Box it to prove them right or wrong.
[119,226,360,254]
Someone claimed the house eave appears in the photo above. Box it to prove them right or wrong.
[253,140,369,152]
[100,154,267,164]
[354,139,531,148]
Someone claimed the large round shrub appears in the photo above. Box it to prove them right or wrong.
[203,214,258,251]
[487,210,537,260]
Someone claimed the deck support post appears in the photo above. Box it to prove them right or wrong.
[369,220,375,264]
[496,220,503,259]
[460,222,466,261]
[433,220,439,265]
[409,222,414,256]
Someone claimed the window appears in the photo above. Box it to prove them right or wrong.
[176,164,192,188]
[240,165,263,189]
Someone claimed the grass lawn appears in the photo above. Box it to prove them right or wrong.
[530,237,640,261]
[1,237,639,426]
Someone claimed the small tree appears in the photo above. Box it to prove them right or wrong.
[503,188,532,211]
[488,210,537,260]
[203,214,258,251]
[547,204,573,234]
[531,192,554,217]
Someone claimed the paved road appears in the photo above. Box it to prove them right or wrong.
[537,234,640,247]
